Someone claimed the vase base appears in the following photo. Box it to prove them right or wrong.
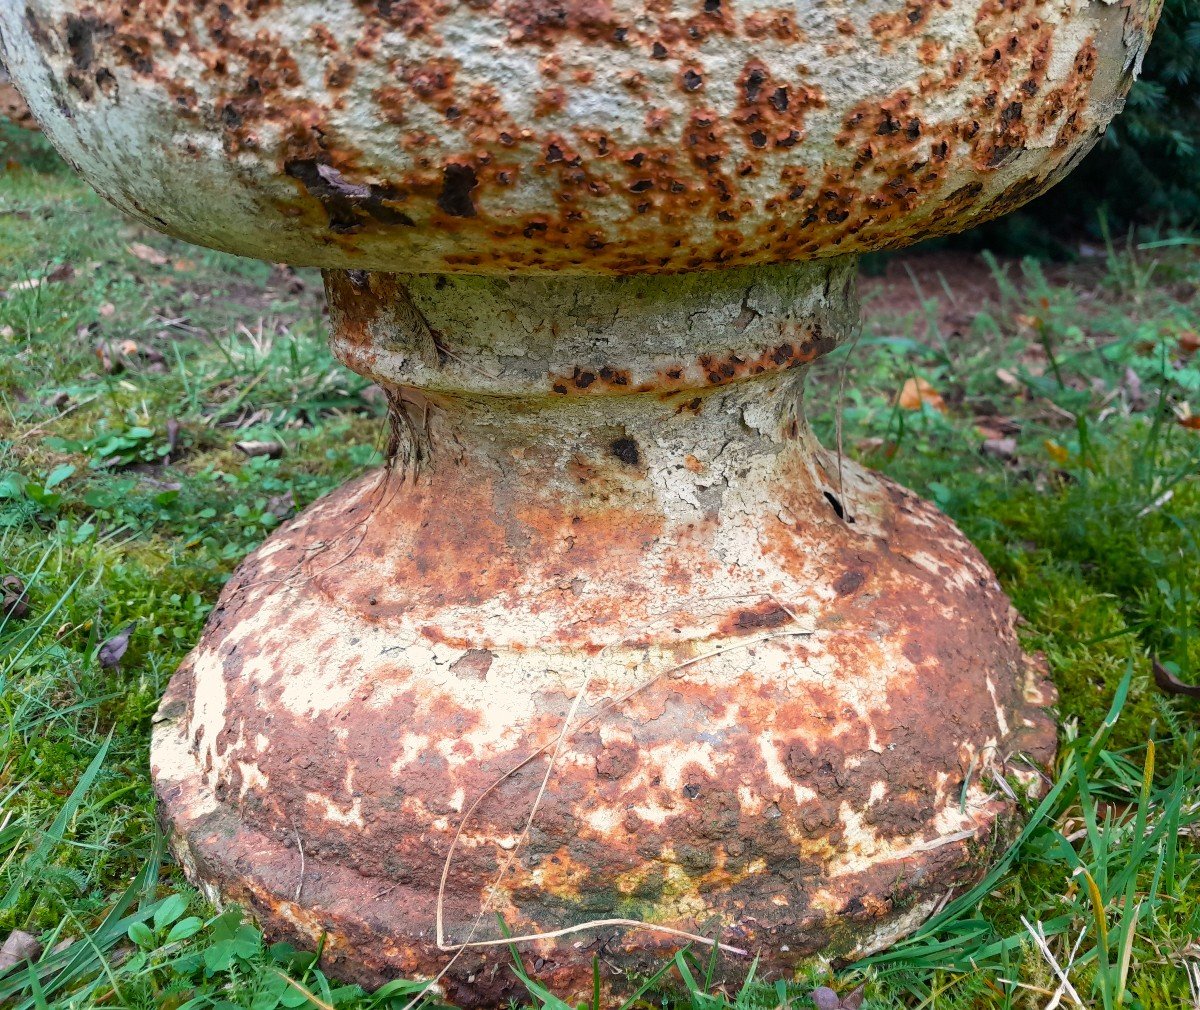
[153,430,1055,1006]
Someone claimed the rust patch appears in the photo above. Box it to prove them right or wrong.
[733,60,825,155]
[502,0,619,44]
[833,568,868,596]
[870,0,950,48]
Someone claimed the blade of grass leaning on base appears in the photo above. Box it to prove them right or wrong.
[860,663,1137,972]
[860,749,1077,968]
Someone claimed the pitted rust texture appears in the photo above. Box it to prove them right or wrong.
[153,358,1057,1006]
[3,0,1157,274]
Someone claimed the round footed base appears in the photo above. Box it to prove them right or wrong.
[153,443,1055,1006]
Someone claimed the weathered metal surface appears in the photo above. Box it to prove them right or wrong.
[7,0,1146,1000]
[152,267,1056,1006]
[1,0,1157,274]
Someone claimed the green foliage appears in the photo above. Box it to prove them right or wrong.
[1013,0,1200,235]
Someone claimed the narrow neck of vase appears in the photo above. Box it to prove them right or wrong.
[324,259,859,403]
[323,258,868,532]
[323,261,859,507]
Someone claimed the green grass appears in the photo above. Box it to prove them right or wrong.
[2,119,1199,1009]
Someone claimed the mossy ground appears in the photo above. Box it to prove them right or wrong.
[2,122,1199,1009]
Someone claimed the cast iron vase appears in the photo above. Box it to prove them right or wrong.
[0,0,1157,1003]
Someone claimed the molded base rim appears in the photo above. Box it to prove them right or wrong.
[151,672,1013,1007]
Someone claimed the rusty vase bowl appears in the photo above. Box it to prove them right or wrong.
[0,0,1157,1005]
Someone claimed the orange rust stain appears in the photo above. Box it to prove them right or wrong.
[742,8,807,43]
[733,60,825,156]
[870,0,951,48]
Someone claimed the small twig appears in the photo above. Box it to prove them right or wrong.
[1038,399,1078,422]
[985,760,1018,802]
[1185,957,1200,1010]
[373,881,402,901]
[909,828,979,853]
[293,820,306,903]
[833,321,865,522]
[1137,488,1174,518]
[995,978,1058,997]
[478,673,593,920]
[453,918,745,956]
[432,626,824,966]
[903,261,954,361]
[17,395,99,442]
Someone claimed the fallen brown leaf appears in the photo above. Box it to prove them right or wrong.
[898,377,945,412]
[857,437,884,453]
[1152,659,1200,698]
[976,415,1020,440]
[1,575,29,620]
[104,339,166,371]
[0,930,42,972]
[856,436,898,461]
[1014,313,1042,333]
[2,262,74,299]
[127,242,168,266]
[1044,439,1069,464]
[268,263,307,294]
[95,342,120,374]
